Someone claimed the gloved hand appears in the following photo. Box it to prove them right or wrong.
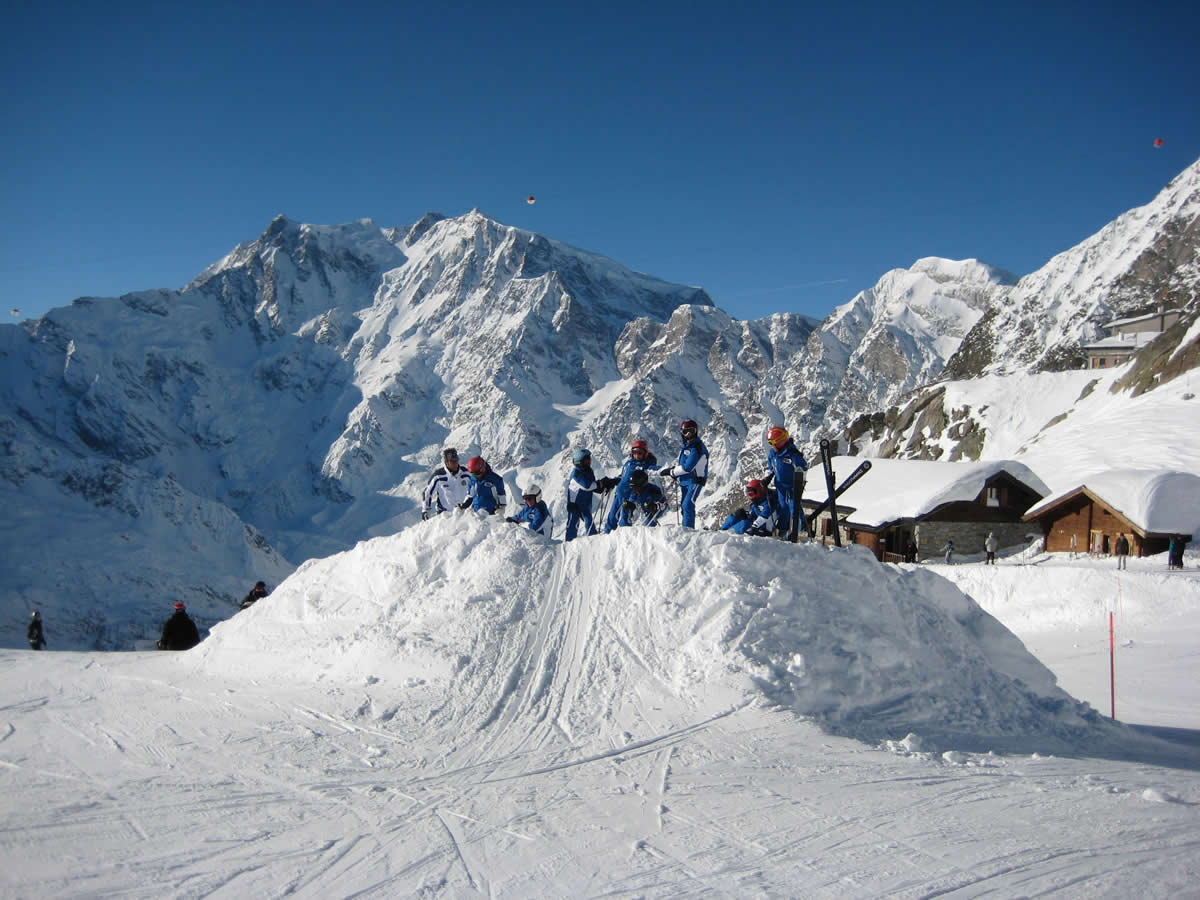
[505,516,517,524]
[622,501,635,515]
[421,509,430,521]
[567,502,581,515]
[459,499,472,510]
[644,501,658,516]
[761,472,774,487]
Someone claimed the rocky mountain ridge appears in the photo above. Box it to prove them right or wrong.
[3,159,1199,647]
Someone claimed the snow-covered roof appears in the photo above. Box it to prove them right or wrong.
[804,457,1050,528]
[1104,308,1183,330]
[1024,469,1200,535]
[1080,332,1158,351]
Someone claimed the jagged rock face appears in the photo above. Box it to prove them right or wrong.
[946,160,1200,378]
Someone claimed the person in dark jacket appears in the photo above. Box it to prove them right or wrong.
[240,581,269,610]
[618,469,667,527]
[158,602,201,650]
[1114,533,1130,570]
[27,611,46,650]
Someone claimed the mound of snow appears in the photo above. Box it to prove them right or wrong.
[194,513,1117,750]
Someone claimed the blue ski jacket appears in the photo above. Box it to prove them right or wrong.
[566,464,602,514]
[661,438,708,487]
[509,500,553,536]
[767,439,807,491]
[468,470,507,514]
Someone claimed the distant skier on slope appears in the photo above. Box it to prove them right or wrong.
[240,581,269,609]
[940,539,955,565]
[618,469,667,527]
[462,456,507,515]
[564,449,617,540]
[507,484,553,537]
[655,419,708,528]
[603,440,659,533]
[763,426,807,539]
[422,447,471,519]
[27,611,46,650]
[158,602,201,651]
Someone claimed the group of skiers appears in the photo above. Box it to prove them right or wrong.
[420,419,720,540]
[418,420,820,545]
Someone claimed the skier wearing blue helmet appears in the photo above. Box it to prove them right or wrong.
[564,448,617,540]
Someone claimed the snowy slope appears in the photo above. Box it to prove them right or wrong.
[3,517,1199,897]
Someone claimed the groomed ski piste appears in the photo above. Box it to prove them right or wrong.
[3,514,1200,897]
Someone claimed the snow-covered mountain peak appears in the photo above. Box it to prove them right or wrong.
[909,257,1018,286]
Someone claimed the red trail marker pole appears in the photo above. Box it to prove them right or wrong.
[1109,611,1116,720]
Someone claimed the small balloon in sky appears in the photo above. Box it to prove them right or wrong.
[1153,137,1164,148]
[526,195,536,205]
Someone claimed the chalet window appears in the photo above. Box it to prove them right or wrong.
[986,486,1000,507]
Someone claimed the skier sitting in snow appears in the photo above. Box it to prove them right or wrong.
[157,602,201,651]
[564,448,618,541]
[422,447,471,519]
[719,479,780,537]
[654,419,708,529]
[618,469,666,527]
[603,440,658,533]
[240,581,268,609]
[507,484,553,537]
[461,456,507,515]
[763,426,807,538]
[27,611,46,651]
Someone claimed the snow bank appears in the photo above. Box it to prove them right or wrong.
[194,513,1120,750]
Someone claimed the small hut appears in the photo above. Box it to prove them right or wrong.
[1023,470,1200,557]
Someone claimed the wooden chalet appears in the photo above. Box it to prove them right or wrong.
[801,458,1049,563]
[1023,470,1200,557]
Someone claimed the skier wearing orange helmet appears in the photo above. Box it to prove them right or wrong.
[764,425,807,539]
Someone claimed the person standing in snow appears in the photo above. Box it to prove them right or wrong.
[1114,533,1130,570]
[240,581,269,609]
[656,419,709,528]
[422,447,471,519]
[940,538,955,565]
[564,449,617,540]
[27,611,45,650]
[507,484,553,537]
[1168,535,1184,570]
[984,532,998,565]
[763,426,807,539]
[618,469,667,527]
[462,456,507,515]
[603,440,658,533]
[157,602,201,651]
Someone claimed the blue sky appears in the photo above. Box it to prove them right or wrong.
[3,0,1197,324]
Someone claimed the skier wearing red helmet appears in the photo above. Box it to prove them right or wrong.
[462,456,507,515]
[603,439,659,533]
[720,479,780,537]
[654,419,709,528]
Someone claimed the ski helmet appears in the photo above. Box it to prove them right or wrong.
[746,479,766,501]
[630,469,649,489]
[766,426,789,449]
[174,602,185,611]
[522,484,541,503]
[572,448,591,465]
[630,439,648,458]
[466,456,487,476]
[680,419,699,440]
